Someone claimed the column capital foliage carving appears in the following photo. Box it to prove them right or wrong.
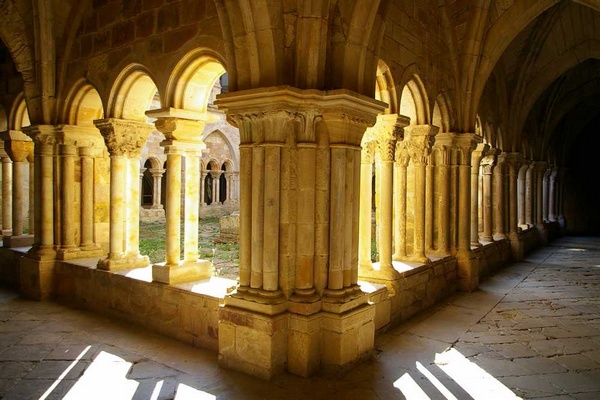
[378,139,396,162]
[361,140,376,163]
[94,118,153,157]
[1,129,34,162]
[403,124,439,165]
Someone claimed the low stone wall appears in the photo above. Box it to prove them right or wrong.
[0,246,24,288]
[53,260,236,352]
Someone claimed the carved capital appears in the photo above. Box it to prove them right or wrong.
[361,141,376,163]
[378,139,396,162]
[94,118,153,157]
[404,125,439,165]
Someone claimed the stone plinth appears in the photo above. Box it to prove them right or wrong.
[2,234,34,248]
[216,212,239,243]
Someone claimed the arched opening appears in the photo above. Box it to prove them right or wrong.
[11,96,30,130]
[141,159,153,206]
[65,81,104,126]
[108,65,160,121]
[204,163,214,206]
[219,163,227,204]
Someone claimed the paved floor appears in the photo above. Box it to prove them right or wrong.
[1,236,600,399]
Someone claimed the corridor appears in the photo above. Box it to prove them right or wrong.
[1,235,599,399]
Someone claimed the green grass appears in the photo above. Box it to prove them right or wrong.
[139,218,240,279]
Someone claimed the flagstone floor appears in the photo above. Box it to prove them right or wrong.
[1,236,600,399]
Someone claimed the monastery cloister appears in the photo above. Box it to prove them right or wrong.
[0,0,599,380]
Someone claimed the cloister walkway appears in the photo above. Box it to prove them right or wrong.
[1,236,600,399]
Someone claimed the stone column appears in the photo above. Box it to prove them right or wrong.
[225,172,233,204]
[425,156,434,253]
[525,163,534,227]
[393,148,410,260]
[79,147,102,253]
[517,160,529,229]
[542,168,551,222]
[146,110,211,284]
[444,134,480,292]
[2,131,34,247]
[549,167,558,222]
[479,149,499,243]
[557,168,567,231]
[535,162,547,226]
[534,161,548,243]
[432,140,451,255]
[470,143,488,247]
[492,154,506,241]
[404,125,438,263]
[58,144,79,258]
[358,141,374,270]
[149,168,164,209]
[94,118,152,271]
[360,113,406,278]
[18,126,57,300]
[215,87,384,379]
[1,155,12,236]
[502,153,524,260]
[27,151,34,235]
[212,171,221,204]
[200,171,207,206]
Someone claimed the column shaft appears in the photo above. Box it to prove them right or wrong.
[296,144,316,293]
[80,148,95,248]
[359,157,372,268]
[165,152,182,266]
[425,163,434,252]
[413,162,427,261]
[393,161,408,259]
[493,163,506,240]
[1,158,12,235]
[184,153,200,263]
[60,144,77,249]
[458,164,471,253]
[108,155,126,259]
[126,158,141,256]
[12,161,24,236]
[438,164,450,253]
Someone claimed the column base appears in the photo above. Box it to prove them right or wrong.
[19,255,57,300]
[218,304,288,380]
[3,234,34,248]
[1,229,12,237]
[493,233,507,241]
[152,259,212,284]
[456,250,479,292]
[57,246,105,261]
[98,253,150,272]
[288,311,323,377]
[359,261,400,281]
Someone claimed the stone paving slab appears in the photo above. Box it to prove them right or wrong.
[0,236,599,399]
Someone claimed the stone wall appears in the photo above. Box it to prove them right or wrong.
[53,260,236,352]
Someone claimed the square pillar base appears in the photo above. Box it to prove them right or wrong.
[457,251,479,292]
[3,234,34,248]
[57,246,104,261]
[509,234,524,261]
[320,301,376,374]
[98,253,150,272]
[218,305,288,380]
[19,255,56,300]
[152,260,212,284]
[287,311,322,377]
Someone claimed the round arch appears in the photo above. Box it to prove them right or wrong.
[107,64,160,121]
[166,49,226,112]
[63,79,104,126]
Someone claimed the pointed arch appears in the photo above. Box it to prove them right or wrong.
[9,94,30,131]
[375,59,398,115]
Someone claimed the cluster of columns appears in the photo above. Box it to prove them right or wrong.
[215,87,387,379]
[94,119,152,270]
[358,119,481,289]
[477,153,565,249]
[0,130,34,248]
[145,109,212,284]
[200,168,238,206]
